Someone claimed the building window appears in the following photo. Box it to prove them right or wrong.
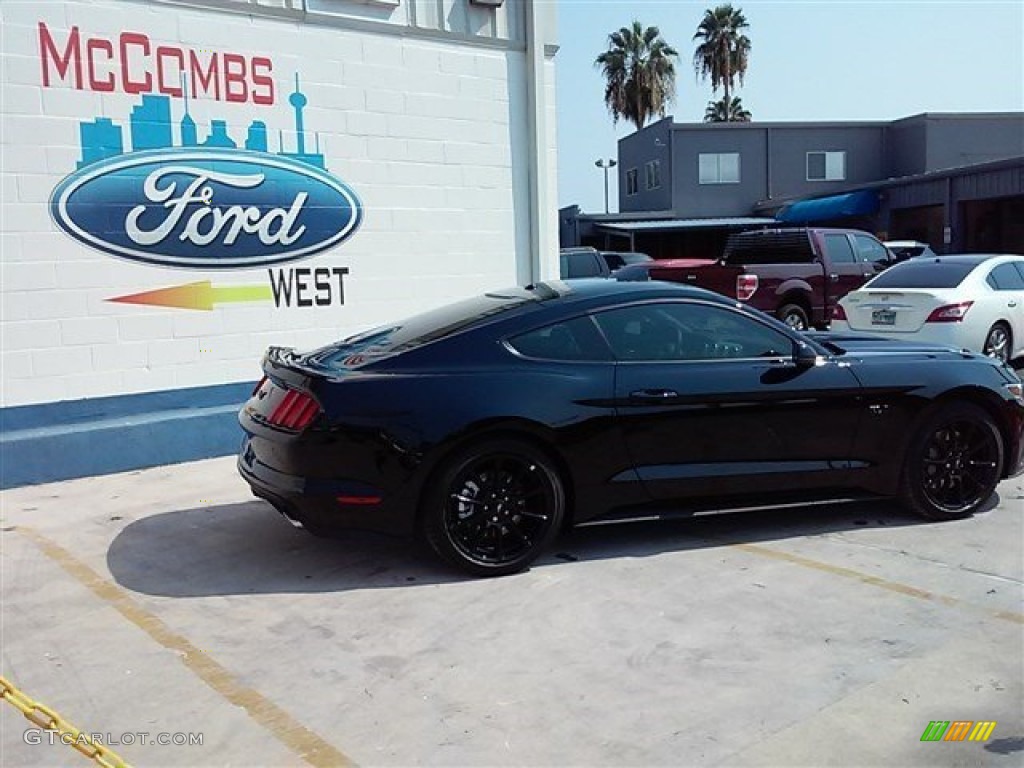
[626,168,639,195]
[698,153,740,184]
[807,151,846,181]
[645,160,661,190]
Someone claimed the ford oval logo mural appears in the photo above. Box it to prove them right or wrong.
[50,148,362,269]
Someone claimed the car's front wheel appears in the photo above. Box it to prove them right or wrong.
[901,403,1003,521]
[422,439,565,576]
[983,322,1012,364]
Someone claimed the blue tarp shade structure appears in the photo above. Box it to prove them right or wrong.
[777,190,879,223]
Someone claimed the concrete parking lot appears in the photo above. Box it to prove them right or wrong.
[1,456,1022,767]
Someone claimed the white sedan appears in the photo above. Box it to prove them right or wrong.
[831,254,1024,364]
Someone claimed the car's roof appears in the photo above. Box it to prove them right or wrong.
[908,254,1018,266]
[858,253,1023,292]
[538,278,731,304]
[884,240,930,248]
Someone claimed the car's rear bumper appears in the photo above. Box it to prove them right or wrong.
[832,319,967,349]
[237,434,414,536]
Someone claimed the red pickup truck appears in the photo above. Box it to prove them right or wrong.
[647,227,887,330]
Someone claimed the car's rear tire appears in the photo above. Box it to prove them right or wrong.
[422,439,565,577]
[900,402,1003,521]
[983,322,1012,364]
[777,303,809,331]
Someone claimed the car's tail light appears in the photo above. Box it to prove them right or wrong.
[832,304,847,321]
[925,301,973,323]
[736,274,758,301]
[267,388,321,431]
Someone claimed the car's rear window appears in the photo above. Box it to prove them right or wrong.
[868,260,978,289]
[308,287,551,368]
[724,231,815,264]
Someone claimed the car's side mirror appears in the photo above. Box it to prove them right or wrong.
[794,343,819,368]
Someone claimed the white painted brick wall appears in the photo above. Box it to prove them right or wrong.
[0,0,556,409]
[60,317,118,346]
[2,262,58,291]
[92,341,149,371]
[33,346,93,378]
[4,350,34,380]
[147,338,200,367]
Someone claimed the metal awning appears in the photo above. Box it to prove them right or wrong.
[777,190,879,223]
[595,217,776,233]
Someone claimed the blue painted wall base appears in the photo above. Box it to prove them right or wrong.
[1,382,255,489]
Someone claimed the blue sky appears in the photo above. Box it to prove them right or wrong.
[556,0,1024,213]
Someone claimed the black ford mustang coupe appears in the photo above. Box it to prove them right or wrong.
[239,280,1024,576]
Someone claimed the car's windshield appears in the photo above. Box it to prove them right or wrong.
[867,260,978,289]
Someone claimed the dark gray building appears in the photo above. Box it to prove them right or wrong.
[588,112,1024,255]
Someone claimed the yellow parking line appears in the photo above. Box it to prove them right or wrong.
[16,526,355,768]
[734,542,1024,625]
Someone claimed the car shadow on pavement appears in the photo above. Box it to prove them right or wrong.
[107,493,1000,598]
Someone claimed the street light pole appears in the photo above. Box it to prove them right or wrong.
[595,158,617,214]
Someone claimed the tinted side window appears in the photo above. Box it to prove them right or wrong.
[853,234,888,264]
[824,234,857,264]
[594,302,794,362]
[988,263,1024,290]
[509,316,611,361]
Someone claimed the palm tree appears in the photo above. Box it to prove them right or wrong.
[693,5,751,121]
[595,21,679,131]
[704,96,751,123]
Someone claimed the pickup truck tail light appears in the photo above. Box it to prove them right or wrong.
[925,301,973,323]
[831,304,848,321]
[736,274,759,301]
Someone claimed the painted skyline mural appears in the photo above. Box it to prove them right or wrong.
[77,74,325,169]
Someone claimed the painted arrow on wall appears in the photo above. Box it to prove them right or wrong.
[107,281,273,311]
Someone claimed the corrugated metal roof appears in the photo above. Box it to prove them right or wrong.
[596,217,776,233]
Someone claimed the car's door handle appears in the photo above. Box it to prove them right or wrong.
[629,388,679,402]
[829,273,840,282]
[1009,300,1018,308]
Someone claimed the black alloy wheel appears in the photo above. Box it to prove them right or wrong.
[901,403,1003,520]
[423,440,564,576]
[983,322,1011,364]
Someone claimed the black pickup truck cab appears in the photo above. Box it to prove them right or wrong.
[649,228,888,330]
